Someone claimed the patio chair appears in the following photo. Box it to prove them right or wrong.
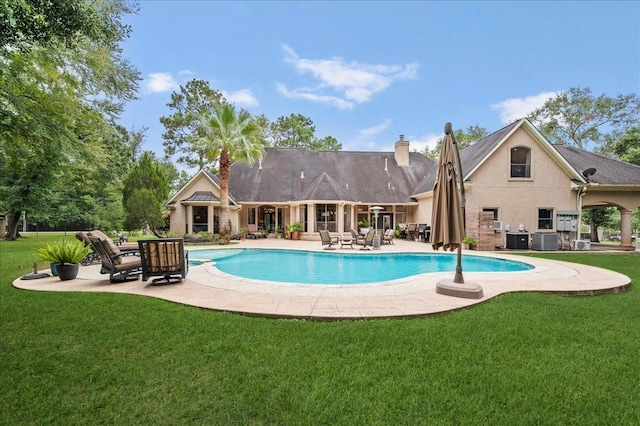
[359,230,375,250]
[351,229,366,245]
[383,229,395,245]
[407,223,418,240]
[246,224,265,239]
[88,236,142,283]
[138,238,188,285]
[319,230,339,250]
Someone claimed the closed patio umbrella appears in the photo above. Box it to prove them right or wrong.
[431,125,465,253]
[431,122,483,298]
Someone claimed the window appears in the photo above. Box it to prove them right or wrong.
[538,208,553,230]
[483,208,498,220]
[193,206,208,233]
[247,207,256,225]
[300,204,308,232]
[316,204,337,232]
[510,147,531,178]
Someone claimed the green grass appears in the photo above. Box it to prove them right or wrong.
[1,234,639,425]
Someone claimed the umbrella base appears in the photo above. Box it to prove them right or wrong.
[436,279,484,299]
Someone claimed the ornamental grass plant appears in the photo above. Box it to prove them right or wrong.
[1,233,639,424]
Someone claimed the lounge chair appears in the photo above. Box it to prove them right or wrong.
[77,230,139,265]
[383,229,395,245]
[319,230,339,250]
[88,236,142,282]
[359,230,375,250]
[138,238,188,285]
[246,224,265,239]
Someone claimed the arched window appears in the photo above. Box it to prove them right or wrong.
[510,147,531,178]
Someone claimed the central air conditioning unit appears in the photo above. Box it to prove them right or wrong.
[493,221,503,231]
[572,240,591,251]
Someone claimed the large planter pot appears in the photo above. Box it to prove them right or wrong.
[291,231,300,241]
[56,263,80,281]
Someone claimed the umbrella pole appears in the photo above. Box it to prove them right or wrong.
[447,123,465,284]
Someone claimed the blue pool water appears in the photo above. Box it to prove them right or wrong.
[190,249,534,285]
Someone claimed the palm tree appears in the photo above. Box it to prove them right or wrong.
[196,102,265,243]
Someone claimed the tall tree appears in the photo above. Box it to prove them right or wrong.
[122,152,169,233]
[600,126,640,166]
[527,87,640,150]
[426,125,489,160]
[160,79,227,170]
[0,0,139,240]
[195,103,265,243]
[267,113,341,151]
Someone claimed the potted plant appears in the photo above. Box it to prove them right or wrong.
[287,222,303,240]
[357,218,370,235]
[36,239,91,281]
[462,236,478,250]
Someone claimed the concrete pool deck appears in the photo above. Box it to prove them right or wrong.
[14,238,632,319]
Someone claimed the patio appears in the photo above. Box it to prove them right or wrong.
[14,238,631,319]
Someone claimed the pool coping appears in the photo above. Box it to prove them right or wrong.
[13,238,632,319]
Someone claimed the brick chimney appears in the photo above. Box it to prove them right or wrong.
[394,134,409,166]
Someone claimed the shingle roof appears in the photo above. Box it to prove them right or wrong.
[412,121,522,195]
[295,172,356,202]
[228,148,433,204]
[554,145,640,185]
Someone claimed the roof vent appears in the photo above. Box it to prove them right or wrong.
[300,171,304,179]
[384,158,388,172]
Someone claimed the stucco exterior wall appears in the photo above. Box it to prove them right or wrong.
[464,127,578,239]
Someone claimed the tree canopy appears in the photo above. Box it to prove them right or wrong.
[266,113,341,151]
[160,79,227,170]
[527,87,640,150]
[0,0,140,239]
[425,125,489,160]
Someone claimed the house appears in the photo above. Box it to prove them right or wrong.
[167,119,640,249]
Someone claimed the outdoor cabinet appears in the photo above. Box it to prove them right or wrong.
[506,233,529,250]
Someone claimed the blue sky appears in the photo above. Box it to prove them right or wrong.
[119,1,639,165]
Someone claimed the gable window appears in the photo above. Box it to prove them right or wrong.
[510,147,531,178]
[538,208,553,230]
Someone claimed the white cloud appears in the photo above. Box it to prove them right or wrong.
[491,91,559,124]
[280,45,419,108]
[222,89,259,107]
[277,83,354,110]
[145,72,180,93]
[359,119,392,137]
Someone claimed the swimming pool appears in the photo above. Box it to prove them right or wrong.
[190,249,534,285]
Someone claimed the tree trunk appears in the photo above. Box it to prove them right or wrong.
[218,148,231,244]
[589,216,600,242]
[5,211,21,240]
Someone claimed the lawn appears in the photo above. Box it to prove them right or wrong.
[1,233,639,425]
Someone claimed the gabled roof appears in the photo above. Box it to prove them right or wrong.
[295,172,356,202]
[412,119,586,196]
[554,145,640,185]
[166,169,237,206]
[227,148,433,204]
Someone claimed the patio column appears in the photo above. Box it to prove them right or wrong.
[620,208,633,248]
[186,205,193,234]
